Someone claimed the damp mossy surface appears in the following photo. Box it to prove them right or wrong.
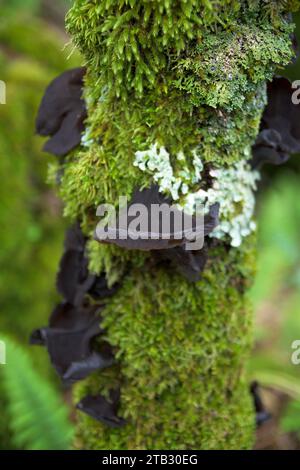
[63,0,300,449]
[74,240,256,450]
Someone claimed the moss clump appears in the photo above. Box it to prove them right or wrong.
[60,0,300,449]
[60,84,265,225]
[66,0,299,100]
[61,2,295,226]
[66,0,242,100]
[174,20,293,111]
[74,240,256,450]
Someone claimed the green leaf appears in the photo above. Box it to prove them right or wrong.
[0,336,74,450]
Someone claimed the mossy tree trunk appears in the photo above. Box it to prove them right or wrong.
[59,0,298,449]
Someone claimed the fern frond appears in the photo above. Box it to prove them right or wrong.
[0,336,74,450]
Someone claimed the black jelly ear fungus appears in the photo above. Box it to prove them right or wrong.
[263,77,300,154]
[251,129,290,168]
[57,224,119,306]
[64,222,86,252]
[204,203,219,235]
[76,390,126,428]
[56,248,95,307]
[36,67,87,157]
[95,185,219,251]
[30,302,114,385]
[251,76,300,168]
[89,273,120,300]
[56,224,94,306]
[154,245,208,282]
[250,381,272,427]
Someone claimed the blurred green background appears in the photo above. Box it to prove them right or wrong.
[0,0,77,450]
[0,0,300,450]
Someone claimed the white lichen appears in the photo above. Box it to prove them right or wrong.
[134,143,202,201]
[134,143,260,247]
[182,159,260,247]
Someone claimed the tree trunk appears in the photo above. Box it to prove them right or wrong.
[58,1,297,450]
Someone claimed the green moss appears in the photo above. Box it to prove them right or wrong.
[174,21,293,111]
[60,0,300,450]
[60,83,266,227]
[75,240,256,450]
[60,2,295,224]
[66,0,242,100]
[66,0,299,100]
